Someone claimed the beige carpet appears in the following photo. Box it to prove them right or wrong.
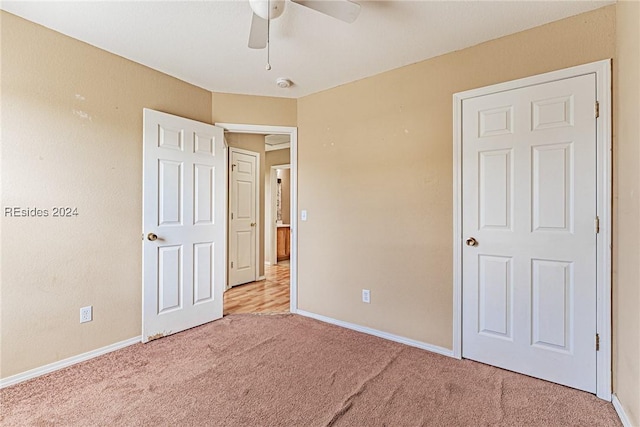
[1,314,620,426]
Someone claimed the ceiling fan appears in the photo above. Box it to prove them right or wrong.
[248,0,361,49]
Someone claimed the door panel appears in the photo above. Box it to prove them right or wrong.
[237,231,252,268]
[478,149,513,230]
[158,245,182,313]
[193,242,214,304]
[237,181,253,218]
[531,259,572,352]
[158,160,182,225]
[194,164,214,225]
[478,255,513,339]
[143,109,225,342]
[462,74,597,393]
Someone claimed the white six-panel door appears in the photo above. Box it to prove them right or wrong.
[229,148,258,287]
[142,109,225,342]
[461,74,598,392]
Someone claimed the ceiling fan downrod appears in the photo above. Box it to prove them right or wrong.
[266,0,271,70]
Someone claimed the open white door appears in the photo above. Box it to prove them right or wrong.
[461,74,598,392]
[142,109,226,342]
[228,148,259,287]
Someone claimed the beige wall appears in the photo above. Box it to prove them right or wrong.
[265,149,291,168]
[226,133,266,277]
[212,92,297,127]
[614,1,640,424]
[278,169,291,225]
[297,6,616,349]
[0,12,212,378]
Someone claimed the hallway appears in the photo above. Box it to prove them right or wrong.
[223,262,290,315]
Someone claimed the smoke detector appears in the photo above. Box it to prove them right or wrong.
[276,78,293,89]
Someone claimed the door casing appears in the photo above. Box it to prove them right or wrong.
[216,123,298,314]
[452,59,612,400]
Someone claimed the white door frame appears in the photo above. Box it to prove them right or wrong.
[216,123,298,314]
[452,59,612,400]
[228,146,261,286]
[270,163,291,265]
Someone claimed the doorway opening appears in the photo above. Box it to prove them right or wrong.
[270,164,291,266]
[216,123,298,316]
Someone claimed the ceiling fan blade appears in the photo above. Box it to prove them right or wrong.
[291,0,361,23]
[248,12,268,49]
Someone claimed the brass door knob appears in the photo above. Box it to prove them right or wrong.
[466,237,478,247]
[250,223,256,227]
[147,233,158,241]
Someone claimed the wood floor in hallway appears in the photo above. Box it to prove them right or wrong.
[223,261,290,315]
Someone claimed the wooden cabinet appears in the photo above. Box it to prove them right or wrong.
[277,226,290,261]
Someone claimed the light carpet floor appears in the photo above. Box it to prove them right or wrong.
[0,314,621,426]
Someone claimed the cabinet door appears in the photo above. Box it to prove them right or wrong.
[277,228,285,260]
[277,227,290,261]
[284,228,290,257]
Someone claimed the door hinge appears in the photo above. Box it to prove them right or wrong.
[596,333,600,351]
[595,216,600,234]
[595,101,600,119]
[231,261,234,268]
[231,212,234,220]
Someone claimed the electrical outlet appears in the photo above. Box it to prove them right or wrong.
[362,289,371,304]
[80,306,93,323]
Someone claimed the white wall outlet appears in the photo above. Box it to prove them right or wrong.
[80,306,93,323]
[301,210,307,221]
[362,289,371,304]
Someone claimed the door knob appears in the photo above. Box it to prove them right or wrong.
[466,237,478,247]
[147,233,158,241]
[250,223,256,227]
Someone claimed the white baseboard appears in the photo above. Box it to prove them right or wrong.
[612,394,635,427]
[0,336,141,389]
[296,310,454,358]
[257,275,266,281]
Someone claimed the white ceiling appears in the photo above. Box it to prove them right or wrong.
[2,0,613,99]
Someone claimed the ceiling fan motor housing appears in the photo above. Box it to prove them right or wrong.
[249,0,286,20]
